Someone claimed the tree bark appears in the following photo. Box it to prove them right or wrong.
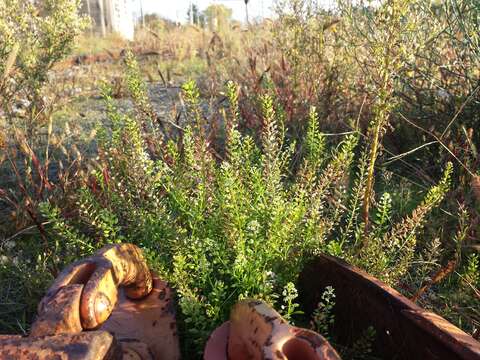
[98,0,107,37]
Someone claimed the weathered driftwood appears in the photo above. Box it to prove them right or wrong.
[298,255,480,360]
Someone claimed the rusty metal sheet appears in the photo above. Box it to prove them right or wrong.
[30,284,84,337]
[0,331,120,360]
[12,243,179,360]
[298,255,480,360]
[101,275,181,360]
[204,299,341,360]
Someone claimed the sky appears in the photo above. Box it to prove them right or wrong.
[139,0,276,23]
[138,0,336,23]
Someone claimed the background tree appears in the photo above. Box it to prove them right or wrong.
[187,4,204,27]
[97,0,106,37]
[202,4,232,31]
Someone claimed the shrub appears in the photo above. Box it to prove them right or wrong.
[0,0,88,333]
[0,0,89,234]
[1,0,478,352]
[37,58,455,355]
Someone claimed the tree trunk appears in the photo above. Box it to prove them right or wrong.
[86,0,93,35]
[98,0,107,37]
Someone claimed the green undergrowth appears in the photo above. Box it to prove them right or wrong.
[1,0,479,356]
[35,56,458,355]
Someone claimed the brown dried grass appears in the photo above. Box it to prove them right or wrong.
[472,175,480,202]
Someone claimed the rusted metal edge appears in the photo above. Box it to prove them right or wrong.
[204,300,340,360]
[298,255,480,360]
[402,309,480,359]
[0,331,120,360]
